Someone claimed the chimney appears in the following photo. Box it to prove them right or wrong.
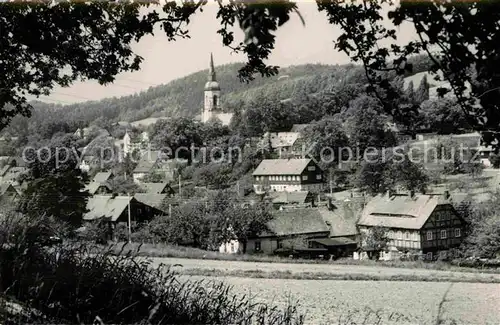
[386,189,395,198]
[443,190,450,200]
[409,190,415,198]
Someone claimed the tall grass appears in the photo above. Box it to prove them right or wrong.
[0,213,305,325]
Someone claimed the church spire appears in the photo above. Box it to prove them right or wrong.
[208,52,216,82]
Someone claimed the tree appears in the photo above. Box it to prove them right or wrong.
[19,134,90,228]
[361,226,389,260]
[419,99,470,134]
[301,116,349,168]
[229,203,272,254]
[316,1,500,147]
[1,1,302,131]
[355,149,429,195]
[414,75,430,104]
[150,117,203,164]
[344,95,397,154]
[405,81,415,103]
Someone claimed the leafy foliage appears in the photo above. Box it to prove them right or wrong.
[19,134,90,228]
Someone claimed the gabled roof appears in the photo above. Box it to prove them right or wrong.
[134,193,167,209]
[0,183,17,196]
[268,191,311,204]
[253,159,315,176]
[0,165,10,177]
[86,182,112,195]
[357,193,449,230]
[261,132,301,149]
[2,167,27,182]
[84,195,132,222]
[318,205,359,237]
[264,209,330,237]
[92,172,113,183]
[133,151,168,174]
[140,182,171,194]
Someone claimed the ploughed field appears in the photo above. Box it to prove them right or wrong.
[181,276,500,325]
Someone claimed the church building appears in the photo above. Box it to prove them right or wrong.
[201,53,233,126]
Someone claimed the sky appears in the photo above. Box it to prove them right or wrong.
[37,2,416,105]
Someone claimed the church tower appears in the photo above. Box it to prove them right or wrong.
[202,53,221,123]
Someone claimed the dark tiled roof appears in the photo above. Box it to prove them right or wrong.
[140,182,171,194]
[134,193,167,209]
[318,205,359,237]
[268,191,311,204]
[84,195,131,222]
[265,208,330,237]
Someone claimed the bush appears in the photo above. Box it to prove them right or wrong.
[1,215,305,325]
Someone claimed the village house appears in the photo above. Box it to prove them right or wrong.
[246,208,331,256]
[265,190,315,209]
[78,154,99,173]
[260,132,302,156]
[139,182,175,195]
[0,183,20,206]
[356,191,466,261]
[308,200,361,258]
[83,195,164,237]
[85,171,114,195]
[74,126,110,141]
[0,166,27,186]
[123,130,150,157]
[132,151,164,183]
[133,193,168,211]
[252,158,325,194]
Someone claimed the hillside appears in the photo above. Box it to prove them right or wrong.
[5,55,432,133]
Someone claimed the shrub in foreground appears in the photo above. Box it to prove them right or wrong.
[0,214,305,325]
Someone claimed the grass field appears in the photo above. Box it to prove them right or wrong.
[182,276,500,325]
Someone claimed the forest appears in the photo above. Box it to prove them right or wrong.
[1,55,435,139]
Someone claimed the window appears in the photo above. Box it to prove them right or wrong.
[287,176,291,181]
[254,241,261,252]
[308,165,316,171]
[308,241,313,248]
[316,174,322,180]
[455,228,461,238]
[397,231,403,240]
[426,252,433,260]
[427,231,433,241]
[405,232,410,240]
[230,242,235,253]
[440,230,447,239]
[277,240,283,249]
[302,175,308,181]
[255,176,260,181]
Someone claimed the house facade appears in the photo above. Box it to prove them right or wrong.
[246,208,331,255]
[357,192,466,260]
[252,158,325,194]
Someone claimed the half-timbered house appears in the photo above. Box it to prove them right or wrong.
[357,191,466,260]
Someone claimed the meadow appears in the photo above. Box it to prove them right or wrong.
[183,276,500,325]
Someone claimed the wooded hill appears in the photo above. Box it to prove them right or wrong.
[6,55,433,134]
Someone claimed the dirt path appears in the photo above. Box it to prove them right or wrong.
[147,257,500,282]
